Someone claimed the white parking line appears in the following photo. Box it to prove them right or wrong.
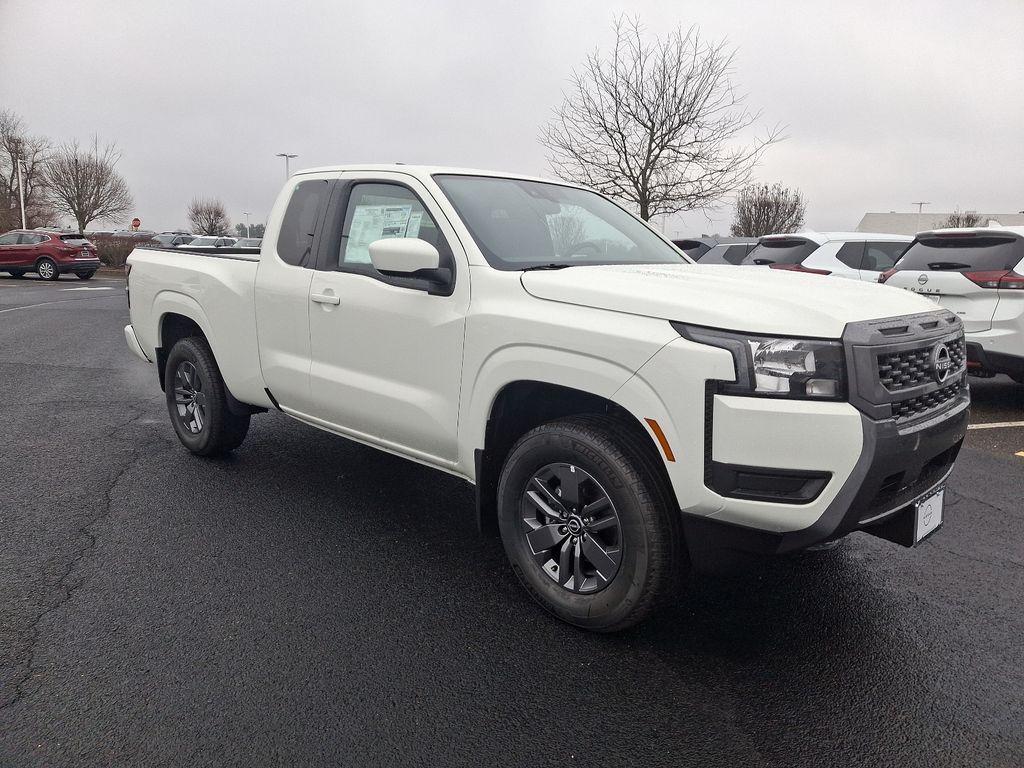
[967,421,1024,431]
[61,286,114,291]
[0,294,121,314]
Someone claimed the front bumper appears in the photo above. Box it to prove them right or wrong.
[681,395,968,560]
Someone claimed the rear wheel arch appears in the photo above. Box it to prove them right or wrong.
[475,380,675,536]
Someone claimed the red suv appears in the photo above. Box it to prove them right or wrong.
[0,230,102,280]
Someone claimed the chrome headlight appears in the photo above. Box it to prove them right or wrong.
[674,324,847,400]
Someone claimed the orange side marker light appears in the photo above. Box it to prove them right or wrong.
[645,418,676,462]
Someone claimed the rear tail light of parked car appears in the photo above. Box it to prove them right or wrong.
[963,270,1024,289]
[769,263,832,276]
[877,268,898,284]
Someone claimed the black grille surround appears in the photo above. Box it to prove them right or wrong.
[844,310,969,425]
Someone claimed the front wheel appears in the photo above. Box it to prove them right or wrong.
[7,270,25,278]
[36,258,59,281]
[164,336,250,456]
[497,415,685,632]
[77,271,95,280]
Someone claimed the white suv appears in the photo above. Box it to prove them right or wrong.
[743,232,911,283]
[880,227,1024,383]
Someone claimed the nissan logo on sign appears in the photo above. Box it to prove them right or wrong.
[917,274,929,285]
[931,343,954,383]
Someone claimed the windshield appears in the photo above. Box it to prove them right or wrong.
[433,174,687,270]
[189,237,218,246]
[742,238,819,266]
[896,235,1024,272]
[59,234,90,245]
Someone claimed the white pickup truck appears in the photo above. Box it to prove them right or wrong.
[124,165,969,631]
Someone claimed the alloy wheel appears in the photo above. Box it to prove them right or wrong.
[173,361,207,434]
[520,462,623,593]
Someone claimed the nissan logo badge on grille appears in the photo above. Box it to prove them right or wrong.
[917,274,929,285]
[931,342,953,383]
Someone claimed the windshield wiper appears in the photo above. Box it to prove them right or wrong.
[752,258,775,265]
[927,261,973,270]
[521,263,573,271]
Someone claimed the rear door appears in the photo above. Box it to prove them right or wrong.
[254,175,335,412]
[18,233,43,266]
[885,233,1024,332]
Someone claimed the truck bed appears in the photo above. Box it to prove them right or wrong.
[126,245,271,408]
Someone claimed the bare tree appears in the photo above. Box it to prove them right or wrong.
[942,209,983,228]
[541,16,781,221]
[187,197,231,235]
[730,182,806,237]
[0,110,53,230]
[43,138,133,233]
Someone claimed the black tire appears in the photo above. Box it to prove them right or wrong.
[77,271,95,280]
[497,414,685,632]
[7,270,25,278]
[36,258,59,281]
[164,336,250,456]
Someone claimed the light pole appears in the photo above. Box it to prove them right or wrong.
[911,201,930,234]
[15,157,27,230]
[276,153,298,180]
[242,211,251,238]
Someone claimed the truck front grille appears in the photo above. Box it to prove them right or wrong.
[891,379,966,422]
[877,336,966,391]
[843,310,969,424]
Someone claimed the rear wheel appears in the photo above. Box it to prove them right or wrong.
[36,258,59,281]
[497,414,685,632]
[77,271,95,280]
[164,336,250,456]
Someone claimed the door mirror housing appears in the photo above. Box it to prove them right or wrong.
[369,238,451,294]
[369,237,440,274]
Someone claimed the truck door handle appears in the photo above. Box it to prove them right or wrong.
[310,293,341,305]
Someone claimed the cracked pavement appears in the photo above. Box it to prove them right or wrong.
[0,275,1022,767]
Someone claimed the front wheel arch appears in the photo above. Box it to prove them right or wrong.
[476,380,674,537]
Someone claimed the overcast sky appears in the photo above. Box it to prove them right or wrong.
[2,0,1022,236]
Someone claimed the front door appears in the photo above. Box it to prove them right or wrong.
[306,173,469,465]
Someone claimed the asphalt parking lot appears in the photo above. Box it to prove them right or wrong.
[1,274,1022,767]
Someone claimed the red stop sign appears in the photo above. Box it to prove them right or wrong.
[131,217,141,230]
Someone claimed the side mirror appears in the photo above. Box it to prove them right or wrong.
[369,238,451,294]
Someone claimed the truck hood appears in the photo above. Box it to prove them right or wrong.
[520,263,941,338]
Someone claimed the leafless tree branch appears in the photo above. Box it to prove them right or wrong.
[541,16,782,221]
[42,138,133,233]
[187,197,231,235]
[730,182,806,237]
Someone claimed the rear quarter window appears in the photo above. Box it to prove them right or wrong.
[896,236,1024,272]
[277,180,330,267]
[743,238,818,265]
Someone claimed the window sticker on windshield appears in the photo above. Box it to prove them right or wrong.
[345,204,413,263]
